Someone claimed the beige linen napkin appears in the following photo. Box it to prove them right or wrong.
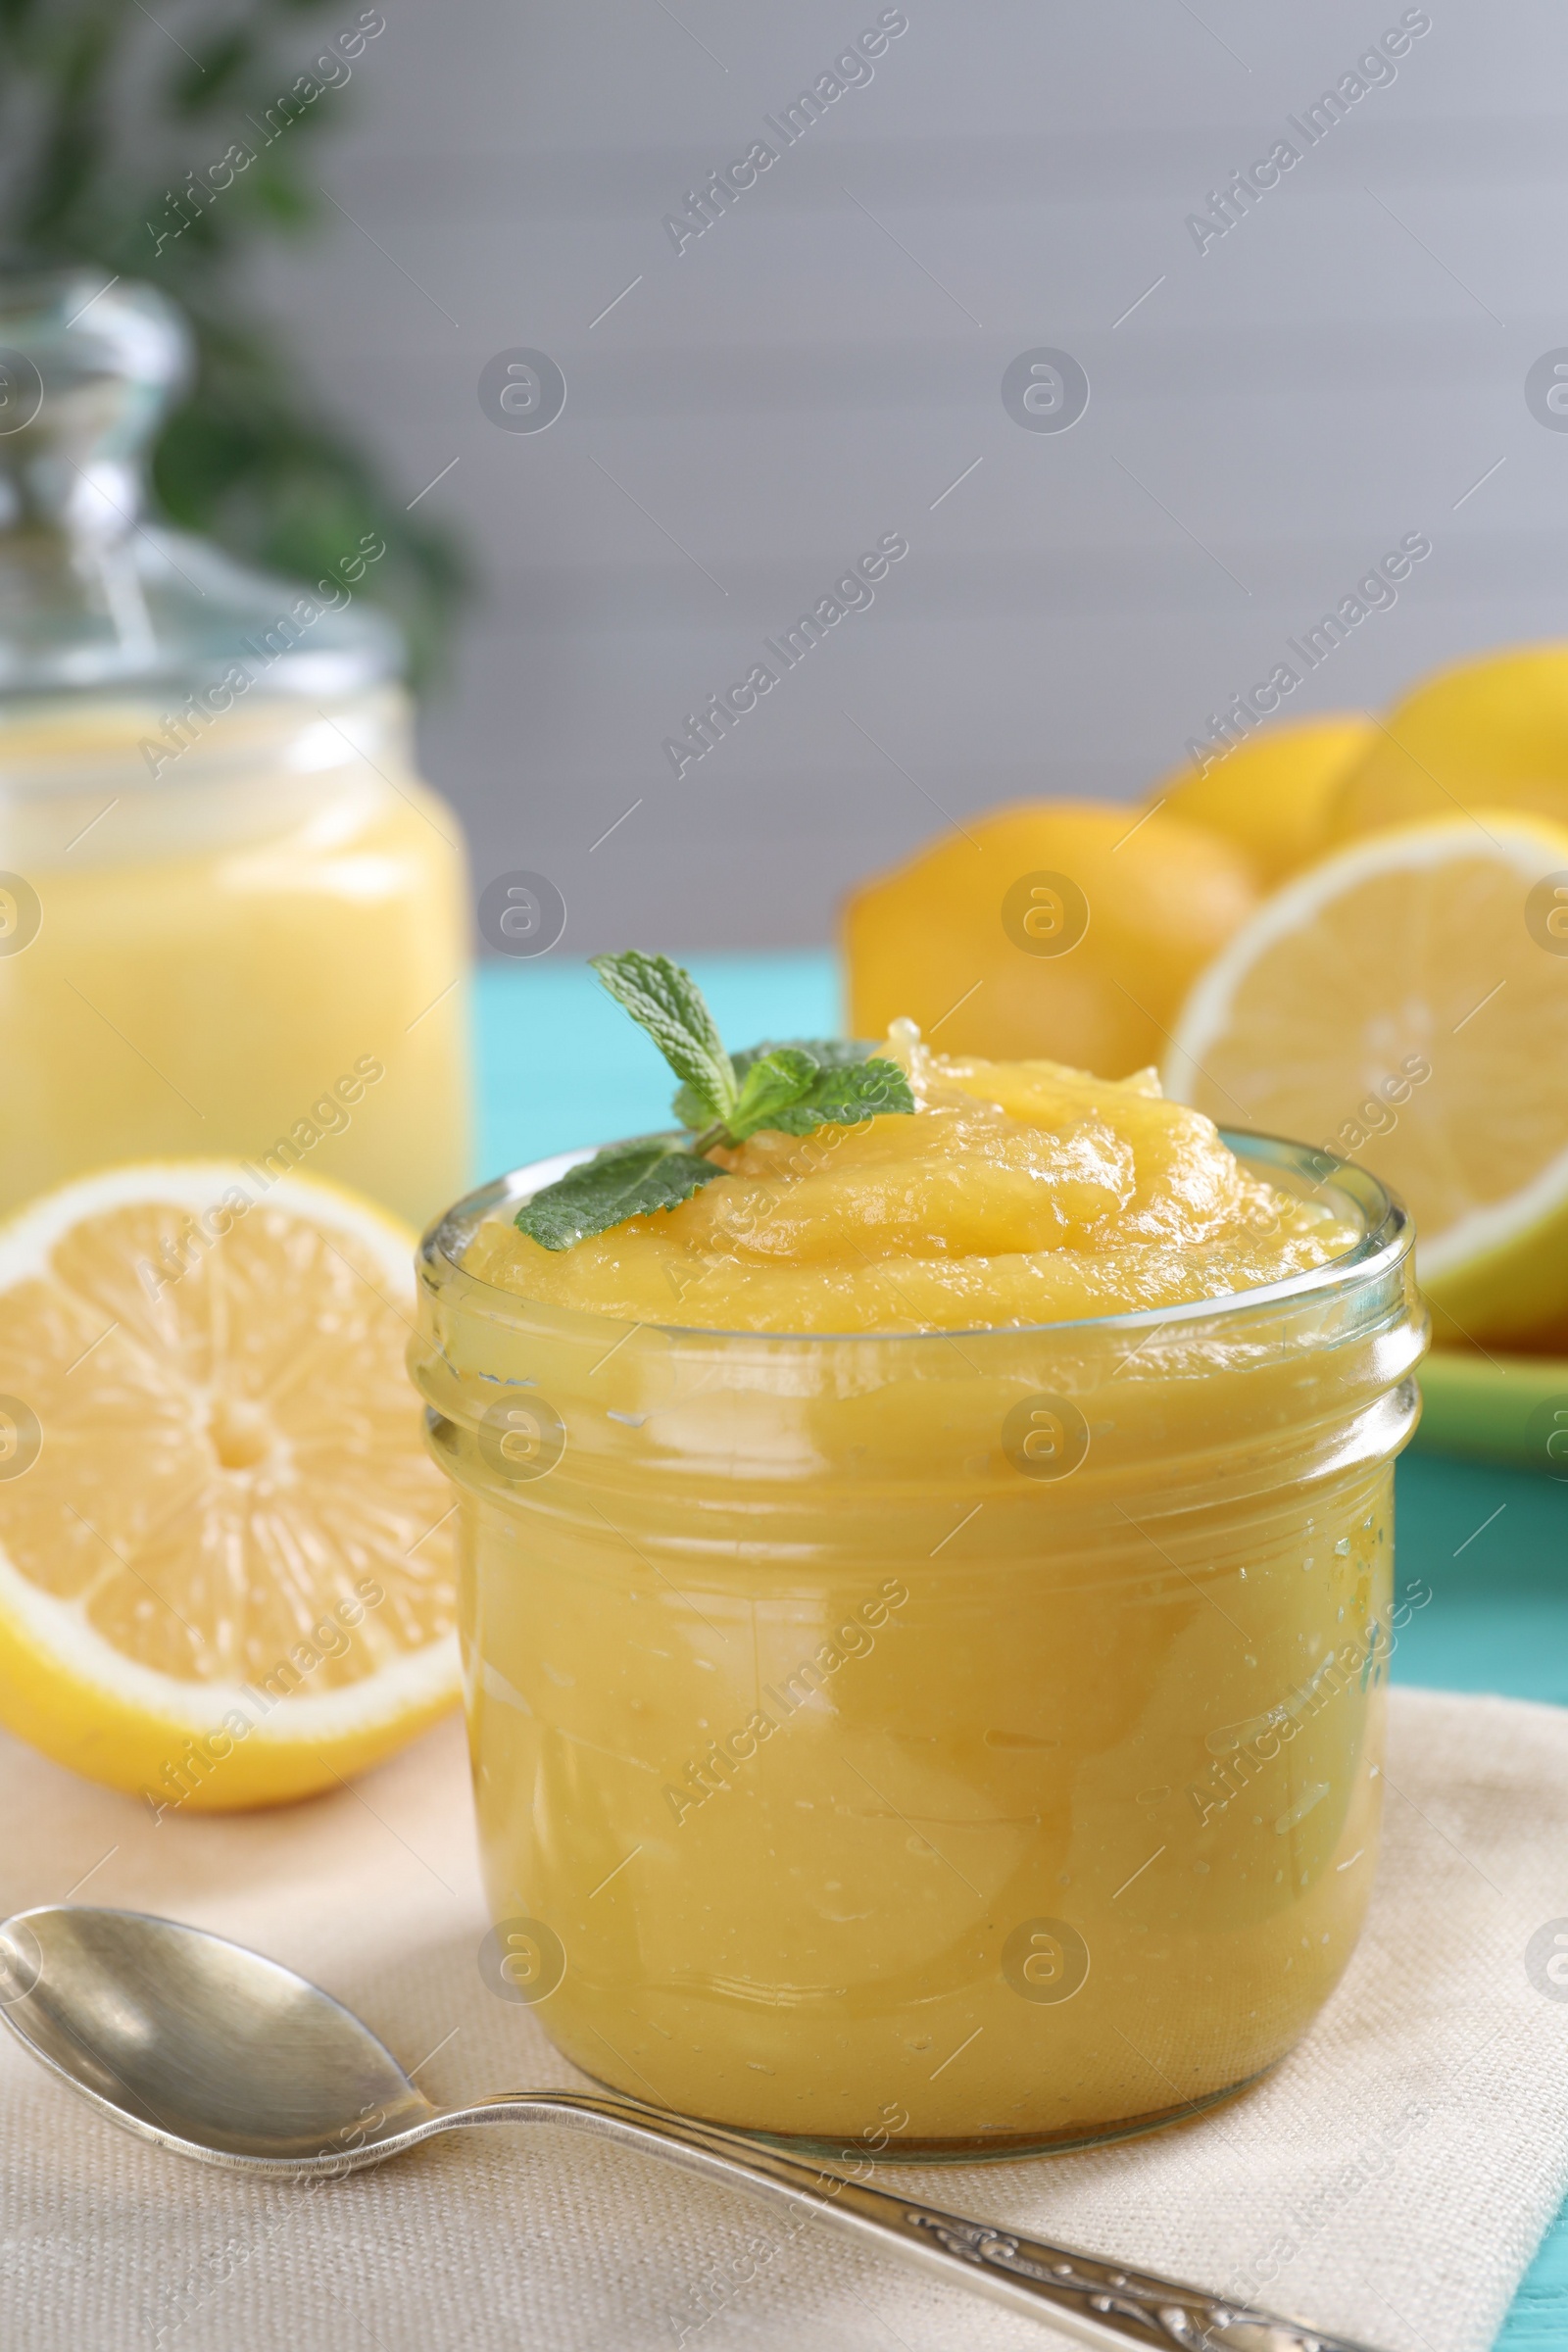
[1,1685,1565,2352]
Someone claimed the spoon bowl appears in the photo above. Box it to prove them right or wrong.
[0,1903,1384,2352]
[0,1906,433,2165]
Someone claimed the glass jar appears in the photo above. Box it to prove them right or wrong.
[412,1135,1426,2156]
[0,271,470,1228]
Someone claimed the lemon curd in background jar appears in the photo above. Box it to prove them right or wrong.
[416,1047,1426,2154]
[0,694,469,1226]
[0,271,470,1227]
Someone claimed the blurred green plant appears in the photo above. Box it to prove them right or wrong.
[0,0,467,681]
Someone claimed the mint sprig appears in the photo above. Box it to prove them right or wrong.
[591,950,736,1128]
[514,1135,726,1252]
[514,953,915,1251]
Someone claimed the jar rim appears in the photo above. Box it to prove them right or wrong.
[419,1128,1413,1348]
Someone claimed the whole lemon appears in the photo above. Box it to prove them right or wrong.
[1329,644,1568,841]
[1154,714,1374,883]
[844,801,1257,1075]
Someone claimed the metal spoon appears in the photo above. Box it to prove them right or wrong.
[0,1904,1381,2352]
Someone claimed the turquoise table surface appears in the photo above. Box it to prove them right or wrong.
[474,953,1568,2350]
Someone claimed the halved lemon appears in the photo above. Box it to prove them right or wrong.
[1162,814,1568,1348]
[0,1162,459,1810]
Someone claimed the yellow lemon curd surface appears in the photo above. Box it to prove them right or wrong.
[465,1041,1356,1331]
[420,1046,1423,2151]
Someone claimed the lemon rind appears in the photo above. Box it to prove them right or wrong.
[0,1156,419,1291]
[0,1541,459,1743]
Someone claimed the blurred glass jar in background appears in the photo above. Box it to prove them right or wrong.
[0,272,471,1228]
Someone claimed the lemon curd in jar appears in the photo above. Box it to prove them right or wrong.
[0,694,470,1228]
[414,1050,1425,2152]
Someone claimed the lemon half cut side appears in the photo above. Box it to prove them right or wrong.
[0,1161,459,1811]
[1162,813,1568,1348]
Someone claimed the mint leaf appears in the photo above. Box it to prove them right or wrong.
[765,1055,914,1134]
[670,1079,715,1130]
[728,1047,819,1139]
[515,1135,725,1251]
[678,1038,911,1142]
[591,952,737,1126]
[673,1042,858,1130]
[731,1038,879,1081]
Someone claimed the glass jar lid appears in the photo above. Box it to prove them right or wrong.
[0,269,402,702]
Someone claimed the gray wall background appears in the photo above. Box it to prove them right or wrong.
[258,0,1568,951]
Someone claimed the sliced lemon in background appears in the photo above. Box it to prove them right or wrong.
[1327,643,1568,845]
[1152,712,1375,884]
[1161,814,1568,1349]
[0,1162,458,1810]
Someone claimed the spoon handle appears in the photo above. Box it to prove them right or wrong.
[453,2089,1386,2352]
